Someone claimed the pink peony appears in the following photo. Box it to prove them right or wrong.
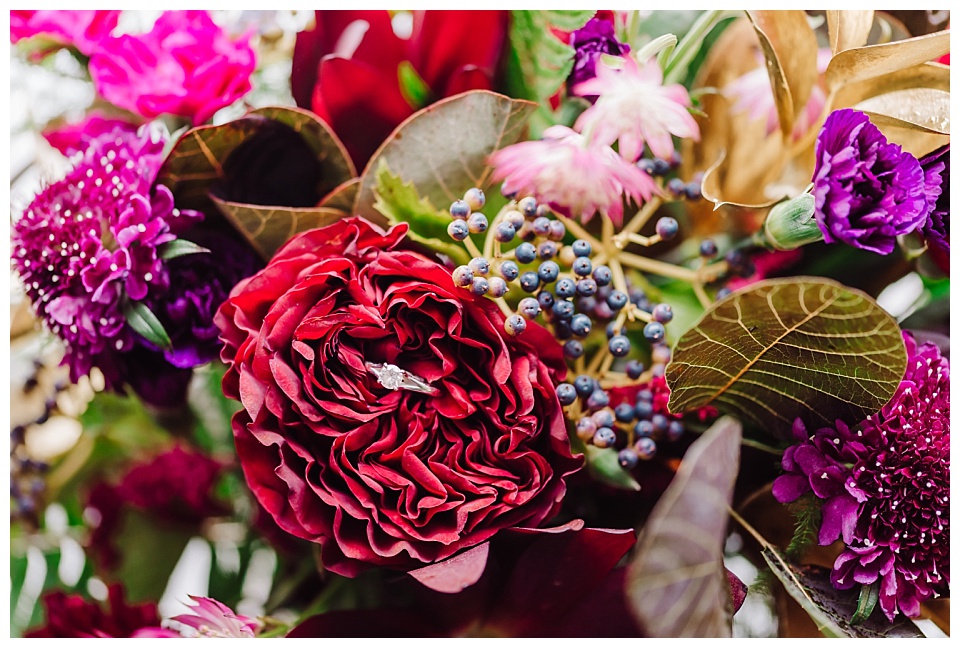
[489,125,657,226]
[10,10,120,57]
[572,56,699,162]
[89,11,256,124]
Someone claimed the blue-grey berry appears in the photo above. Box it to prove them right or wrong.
[652,303,673,323]
[576,278,597,297]
[448,219,469,241]
[555,277,576,298]
[635,437,657,460]
[572,257,592,276]
[450,199,471,219]
[574,374,595,398]
[700,239,718,258]
[667,420,685,441]
[537,290,555,310]
[563,339,584,359]
[552,299,574,320]
[504,314,526,336]
[625,360,645,380]
[532,216,551,237]
[608,335,631,357]
[557,383,577,406]
[518,196,538,218]
[518,297,541,319]
[655,216,679,240]
[499,260,519,281]
[634,401,654,420]
[634,419,655,438]
[591,409,615,428]
[505,210,525,228]
[615,403,635,423]
[570,313,592,338]
[592,265,612,286]
[606,290,628,311]
[487,276,508,297]
[571,239,592,257]
[537,241,558,260]
[548,220,566,241]
[538,260,560,283]
[618,448,639,470]
[452,265,473,287]
[576,416,597,440]
[469,257,490,276]
[651,413,669,433]
[519,271,540,293]
[467,212,488,234]
[643,321,666,343]
[494,222,516,243]
[515,242,537,264]
[464,187,485,210]
[471,276,489,296]
[593,427,617,448]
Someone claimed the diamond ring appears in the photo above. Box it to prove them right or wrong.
[365,362,439,396]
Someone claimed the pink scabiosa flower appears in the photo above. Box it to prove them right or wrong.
[42,113,139,158]
[812,109,927,255]
[10,10,120,58]
[725,48,831,140]
[170,596,260,638]
[774,332,949,621]
[89,11,256,124]
[572,56,699,162]
[489,125,657,226]
[11,125,201,389]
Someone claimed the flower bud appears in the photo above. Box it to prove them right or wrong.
[761,193,822,251]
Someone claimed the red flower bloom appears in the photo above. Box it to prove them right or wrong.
[291,11,509,169]
[25,584,164,638]
[215,217,580,576]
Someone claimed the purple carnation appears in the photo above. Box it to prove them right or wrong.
[918,144,949,270]
[12,126,201,388]
[774,332,949,621]
[568,17,630,90]
[812,109,927,254]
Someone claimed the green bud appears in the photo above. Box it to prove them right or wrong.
[761,193,822,251]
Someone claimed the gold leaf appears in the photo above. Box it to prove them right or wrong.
[857,88,950,135]
[826,29,951,92]
[746,10,819,139]
[826,10,874,54]
[700,149,787,212]
[833,61,949,108]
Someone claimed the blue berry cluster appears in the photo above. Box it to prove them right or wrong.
[637,154,703,202]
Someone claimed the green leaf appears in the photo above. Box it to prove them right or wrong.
[851,583,880,625]
[502,10,593,135]
[158,239,210,260]
[122,300,171,350]
[626,416,742,637]
[585,445,641,491]
[666,277,906,438]
[372,160,471,266]
[354,91,536,224]
[209,195,345,261]
[156,105,355,215]
[398,61,431,109]
[112,509,193,603]
[761,548,923,637]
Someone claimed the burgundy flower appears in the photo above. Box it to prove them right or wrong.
[89,11,256,124]
[216,217,580,575]
[811,109,927,254]
[25,584,164,638]
[11,125,201,389]
[774,332,949,620]
[918,143,949,272]
[10,10,120,58]
[291,11,508,169]
[86,445,227,570]
[568,16,631,90]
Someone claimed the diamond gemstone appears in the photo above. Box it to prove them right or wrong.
[376,364,405,390]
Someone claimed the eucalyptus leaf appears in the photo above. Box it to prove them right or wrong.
[372,160,471,266]
[746,10,819,140]
[158,239,210,260]
[584,445,641,491]
[761,548,923,638]
[666,278,906,437]
[318,178,360,213]
[626,416,742,637]
[122,300,171,350]
[354,91,536,225]
[156,105,355,214]
[210,195,345,261]
[826,29,951,92]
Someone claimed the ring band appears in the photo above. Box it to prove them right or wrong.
[365,362,439,396]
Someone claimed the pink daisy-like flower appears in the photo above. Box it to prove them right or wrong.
[11,126,201,387]
[171,596,260,638]
[489,125,657,226]
[725,48,832,140]
[572,56,699,162]
[774,332,949,621]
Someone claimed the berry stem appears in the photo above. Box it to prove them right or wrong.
[617,250,698,282]
[464,236,484,260]
[620,232,662,247]
[493,296,513,318]
[552,211,602,249]
[616,195,662,243]
[692,280,712,309]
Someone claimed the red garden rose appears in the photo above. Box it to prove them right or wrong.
[215,217,580,575]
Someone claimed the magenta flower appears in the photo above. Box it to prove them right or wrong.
[10,10,120,58]
[774,332,949,621]
[811,109,928,254]
[89,11,256,124]
[171,596,260,638]
[25,584,165,638]
[568,17,631,90]
[489,125,657,226]
[42,113,139,158]
[572,56,699,162]
[11,125,201,388]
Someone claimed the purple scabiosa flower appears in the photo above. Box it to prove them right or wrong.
[774,332,949,621]
[568,17,631,90]
[918,144,949,272]
[489,125,657,226]
[811,109,927,254]
[11,125,201,388]
[171,596,260,638]
[572,55,699,162]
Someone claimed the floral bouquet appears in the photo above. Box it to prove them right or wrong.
[8,9,950,639]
